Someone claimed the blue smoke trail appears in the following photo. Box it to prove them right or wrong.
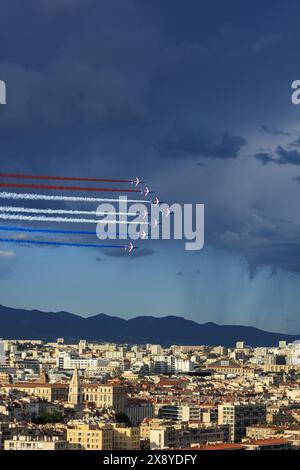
[0,237,127,250]
[0,225,128,237]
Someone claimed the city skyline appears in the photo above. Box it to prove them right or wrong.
[1,335,300,451]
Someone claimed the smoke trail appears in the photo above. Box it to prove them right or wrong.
[0,182,140,193]
[0,213,150,225]
[0,237,127,249]
[0,172,132,184]
[0,191,151,204]
[0,206,139,217]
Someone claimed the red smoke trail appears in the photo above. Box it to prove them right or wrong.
[0,172,132,184]
[0,183,140,193]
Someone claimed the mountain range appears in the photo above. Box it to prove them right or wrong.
[0,305,299,347]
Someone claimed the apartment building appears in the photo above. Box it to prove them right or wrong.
[0,422,13,450]
[111,423,140,450]
[68,423,113,450]
[67,423,140,450]
[218,403,266,441]
[57,352,99,370]
[149,423,230,449]
[4,436,68,451]
[158,404,202,421]
[125,400,154,426]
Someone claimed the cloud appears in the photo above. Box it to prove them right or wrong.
[214,216,300,277]
[252,33,283,51]
[254,152,276,165]
[255,145,300,166]
[276,146,300,165]
[288,137,300,147]
[0,250,16,279]
[0,250,15,259]
[0,60,148,129]
[0,0,300,312]
[156,122,247,160]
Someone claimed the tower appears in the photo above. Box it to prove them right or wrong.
[39,367,49,384]
[0,339,6,364]
[68,367,82,405]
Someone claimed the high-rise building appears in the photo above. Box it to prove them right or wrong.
[218,403,266,441]
[125,400,154,425]
[150,345,162,356]
[0,339,6,364]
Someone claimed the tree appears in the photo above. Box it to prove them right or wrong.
[115,413,132,427]
[32,410,63,424]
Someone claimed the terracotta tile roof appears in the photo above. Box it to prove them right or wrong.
[7,382,68,388]
[182,443,245,450]
[243,438,289,446]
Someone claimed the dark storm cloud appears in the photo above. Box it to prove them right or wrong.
[288,137,300,147]
[254,152,276,165]
[0,0,300,282]
[0,1,158,133]
[156,123,247,160]
[276,146,300,165]
[255,146,300,166]
[0,60,148,129]
[215,217,300,277]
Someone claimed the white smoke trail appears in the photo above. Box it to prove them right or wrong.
[0,206,139,217]
[0,191,151,204]
[0,213,150,225]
